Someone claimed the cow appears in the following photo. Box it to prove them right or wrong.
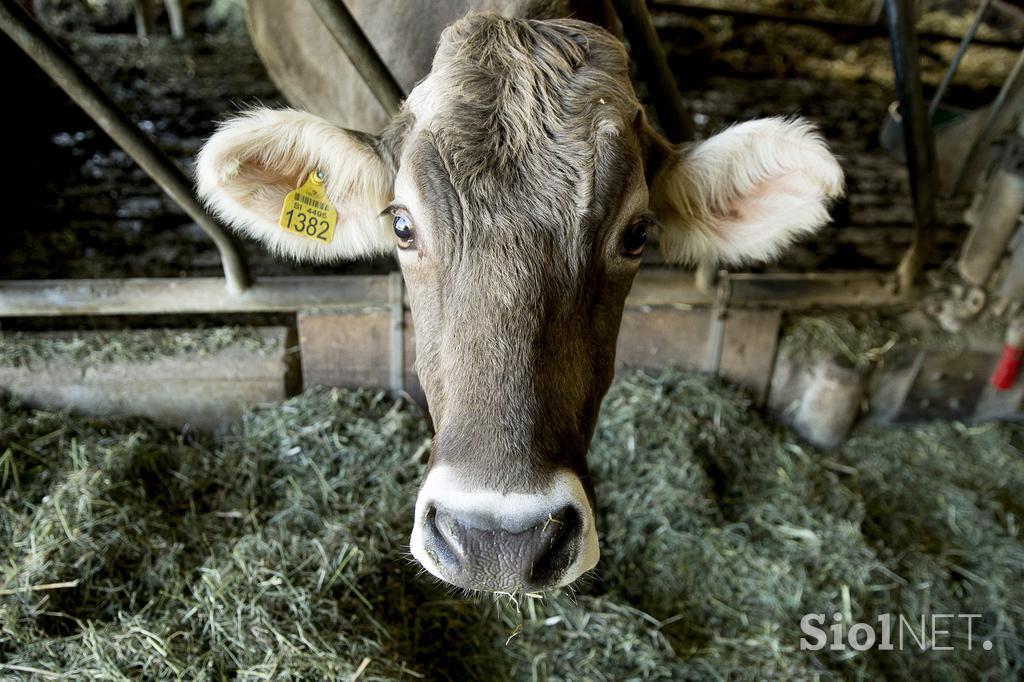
[196,0,843,594]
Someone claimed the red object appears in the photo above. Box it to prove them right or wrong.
[991,344,1024,390]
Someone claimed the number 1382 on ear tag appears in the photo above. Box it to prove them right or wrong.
[279,170,338,243]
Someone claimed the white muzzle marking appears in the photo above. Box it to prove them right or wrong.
[409,466,600,591]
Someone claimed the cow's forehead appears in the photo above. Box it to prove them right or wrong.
[398,14,646,252]
[407,14,637,131]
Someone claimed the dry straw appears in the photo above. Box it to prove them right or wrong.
[2,371,1022,679]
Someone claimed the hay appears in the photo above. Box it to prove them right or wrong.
[2,372,1023,680]
[0,328,280,368]
[779,312,902,368]
[777,309,1011,369]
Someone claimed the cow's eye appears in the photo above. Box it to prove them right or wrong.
[622,221,648,257]
[393,214,414,248]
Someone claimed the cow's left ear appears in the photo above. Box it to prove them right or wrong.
[649,117,844,266]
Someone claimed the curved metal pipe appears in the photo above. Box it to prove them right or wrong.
[0,0,251,293]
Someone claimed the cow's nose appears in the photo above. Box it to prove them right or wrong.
[409,467,600,593]
[423,504,581,592]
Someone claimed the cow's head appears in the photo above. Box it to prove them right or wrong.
[197,15,842,594]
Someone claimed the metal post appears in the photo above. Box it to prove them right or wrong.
[885,0,939,293]
[0,0,251,293]
[610,0,692,143]
[306,0,404,117]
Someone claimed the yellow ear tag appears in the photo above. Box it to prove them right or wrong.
[278,170,338,243]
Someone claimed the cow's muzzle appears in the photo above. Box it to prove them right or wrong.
[409,467,599,593]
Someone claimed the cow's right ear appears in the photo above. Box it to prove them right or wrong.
[196,108,394,263]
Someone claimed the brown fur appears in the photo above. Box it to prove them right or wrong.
[394,16,651,494]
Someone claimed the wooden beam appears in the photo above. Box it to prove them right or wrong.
[0,327,294,432]
[0,270,904,317]
[0,276,389,316]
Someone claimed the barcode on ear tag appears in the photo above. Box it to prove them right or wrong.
[278,170,338,243]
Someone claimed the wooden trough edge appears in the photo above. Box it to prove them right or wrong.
[0,269,902,317]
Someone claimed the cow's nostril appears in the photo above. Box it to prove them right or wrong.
[421,503,583,592]
[529,506,581,585]
[424,505,463,573]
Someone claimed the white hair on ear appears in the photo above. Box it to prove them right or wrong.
[652,116,845,266]
[196,107,394,263]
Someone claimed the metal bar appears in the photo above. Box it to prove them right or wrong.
[651,0,1022,49]
[952,47,1024,195]
[886,0,939,293]
[610,0,692,142]
[0,0,251,294]
[0,271,904,317]
[929,0,994,118]
[306,0,404,117]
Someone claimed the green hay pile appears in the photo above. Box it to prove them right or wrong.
[0,328,280,368]
[2,373,1022,680]
[779,312,902,368]
[778,308,1013,369]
